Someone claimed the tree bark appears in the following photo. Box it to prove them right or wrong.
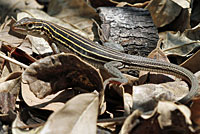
[98,7,158,57]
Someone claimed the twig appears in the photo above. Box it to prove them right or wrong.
[0,53,28,69]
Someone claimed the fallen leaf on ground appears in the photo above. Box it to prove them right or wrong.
[129,101,192,133]
[40,93,99,134]
[181,49,200,73]
[13,93,99,134]
[162,31,200,56]
[132,81,188,113]
[0,72,21,114]
[22,53,103,99]
[157,101,192,130]
[146,0,190,31]
[120,110,141,134]
[21,83,75,111]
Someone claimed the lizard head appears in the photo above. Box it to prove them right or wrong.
[12,17,45,37]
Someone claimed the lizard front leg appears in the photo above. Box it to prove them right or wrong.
[103,61,128,89]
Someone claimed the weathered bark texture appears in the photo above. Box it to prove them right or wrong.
[98,7,158,57]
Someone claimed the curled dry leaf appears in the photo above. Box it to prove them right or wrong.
[123,92,133,115]
[21,83,75,111]
[40,93,98,134]
[146,0,182,27]
[146,0,190,31]
[119,110,141,134]
[157,101,192,131]
[184,23,200,40]
[0,72,21,114]
[191,97,200,126]
[171,0,190,8]
[190,71,200,126]
[132,81,188,114]
[190,1,200,27]
[131,101,192,134]
[120,74,139,115]
[12,93,98,134]
[128,102,192,133]
[181,49,200,73]
[12,113,43,134]
[22,53,103,99]
[162,31,200,56]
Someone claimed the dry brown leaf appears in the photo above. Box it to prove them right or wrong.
[27,35,53,55]
[146,0,182,27]
[162,31,200,56]
[12,93,99,134]
[128,111,161,134]
[129,101,192,133]
[132,81,188,113]
[1,58,23,78]
[12,113,43,134]
[21,83,75,111]
[22,53,103,99]
[119,110,141,134]
[190,1,200,27]
[40,93,99,134]
[191,97,200,126]
[147,47,170,62]
[157,101,192,131]
[146,0,190,31]
[106,83,133,115]
[184,23,200,40]
[121,74,138,115]
[181,49,200,73]
[123,92,133,115]
[0,71,21,82]
[171,0,190,8]
[0,72,21,114]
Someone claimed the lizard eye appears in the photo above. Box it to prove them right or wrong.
[27,23,33,29]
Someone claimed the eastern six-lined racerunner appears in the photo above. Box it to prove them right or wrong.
[11,17,199,103]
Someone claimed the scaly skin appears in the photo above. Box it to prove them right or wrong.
[12,17,199,103]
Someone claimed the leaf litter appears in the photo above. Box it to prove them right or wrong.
[0,0,199,133]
